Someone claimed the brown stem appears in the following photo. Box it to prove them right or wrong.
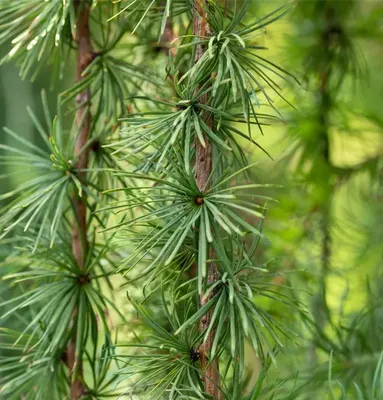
[193,1,221,398]
[159,18,177,57]
[65,1,93,398]
[159,17,180,85]
[72,0,93,268]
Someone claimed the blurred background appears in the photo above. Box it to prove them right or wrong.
[0,0,383,398]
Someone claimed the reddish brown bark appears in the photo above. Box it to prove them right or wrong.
[193,1,221,398]
[72,0,93,268]
[65,1,93,398]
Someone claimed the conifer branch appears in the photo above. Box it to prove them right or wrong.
[66,1,93,398]
[193,1,220,398]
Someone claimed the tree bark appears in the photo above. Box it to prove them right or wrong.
[193,1,221,398]
[72,0,92,268]
[66,1,93,398]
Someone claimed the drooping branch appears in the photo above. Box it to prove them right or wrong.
[66,1,93,398]
[193,1,221,398]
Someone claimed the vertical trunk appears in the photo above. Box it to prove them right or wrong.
[193,1,221,398]
[66,1,93,398]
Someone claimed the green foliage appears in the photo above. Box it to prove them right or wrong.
[0,0,76,80]
[174,237,302,362]
[0,327,68,399]
[110,0,192,37]
[104,161,273,288]
[0,231,126,397]
[0,93,77,249]
[177,3,297,116]
[116,294,205,399]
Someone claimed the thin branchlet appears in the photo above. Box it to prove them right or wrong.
[193,1,221,398]
[66,1,93,398]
